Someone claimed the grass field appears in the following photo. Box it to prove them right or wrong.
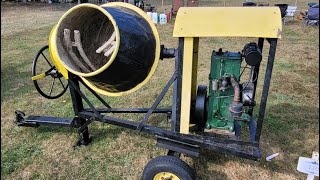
[1,1,319,179]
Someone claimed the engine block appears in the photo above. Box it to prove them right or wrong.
[205,48,252,135]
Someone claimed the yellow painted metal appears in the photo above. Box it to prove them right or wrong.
[153,172,180,180]
[180,37,194,134]
[191,37,199,102]
[31,73,46,81]
[173,7,282,38]
[48,25,69,79]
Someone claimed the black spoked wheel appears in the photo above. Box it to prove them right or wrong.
[32,45,68,99]
[142,156,196,180]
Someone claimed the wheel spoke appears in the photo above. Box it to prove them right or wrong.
[45,66,56,75]
[49,78,56,96]
[58,77,66,89]
[41,52,52,67]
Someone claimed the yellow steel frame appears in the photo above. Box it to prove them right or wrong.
[173,7,282,38]
[175,7,282,134]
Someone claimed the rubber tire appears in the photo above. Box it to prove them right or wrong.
[142,156,196,180]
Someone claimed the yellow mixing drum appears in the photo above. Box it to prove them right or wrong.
[48,2,160,96]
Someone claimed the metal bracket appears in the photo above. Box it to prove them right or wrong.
[15,110,25,123]
[15,110,78,128]
[167,150,181,157]
[76,127,92,146]
[156,136,200,157]
[15,110,38,127]
[160,45,176,60]
[136,73,177,131]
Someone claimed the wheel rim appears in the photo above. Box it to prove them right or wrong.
[32,45,68,99]
[153,172,180,180]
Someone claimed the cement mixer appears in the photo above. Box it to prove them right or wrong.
[16,3,282,179]
[47,3,160,97]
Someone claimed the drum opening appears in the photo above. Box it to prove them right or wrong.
[56,6,116,74]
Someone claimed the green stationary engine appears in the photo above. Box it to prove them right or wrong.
[205,49,243,135]
[194,43,262,136]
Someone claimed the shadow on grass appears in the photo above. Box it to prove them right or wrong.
[88,125,124,145]
[191,103,319,178]
[193,151,247,180]
[32,123,124,146]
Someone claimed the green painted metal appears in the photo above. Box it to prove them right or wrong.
[206,50,246,133]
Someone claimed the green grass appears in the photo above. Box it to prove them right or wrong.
[1,144,42,177]
[1,1,319,179]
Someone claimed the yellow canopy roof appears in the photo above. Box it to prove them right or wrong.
[173,7,282,38]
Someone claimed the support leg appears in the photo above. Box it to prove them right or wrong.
[171,38,184,133]
[255,39,277,142]
[180,37,195,134]
[77,124,92,146]
[68,74,92,146]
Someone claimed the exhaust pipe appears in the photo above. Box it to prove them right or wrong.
[229,75,243,117]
